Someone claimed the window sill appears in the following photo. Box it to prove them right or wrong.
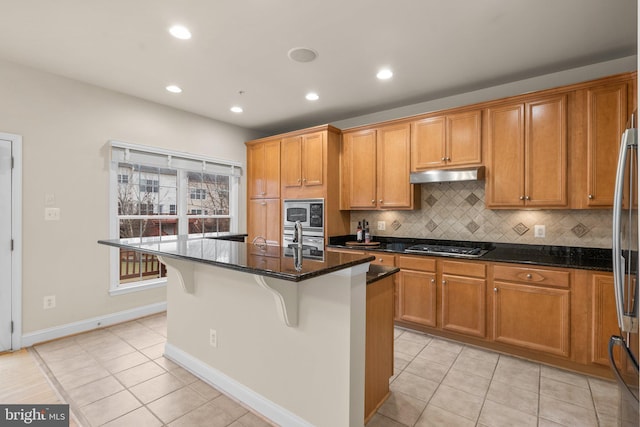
[109,278,167,296]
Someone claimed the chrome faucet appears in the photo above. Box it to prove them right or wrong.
[293,220,303,247]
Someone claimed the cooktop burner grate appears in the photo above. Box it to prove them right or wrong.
[405,244,487,258]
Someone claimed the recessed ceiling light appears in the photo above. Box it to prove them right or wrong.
[165,85,182,93]
[230,106,243,113]
[376,69,393,80]
[169,25,192,40]
[305,92,319,101]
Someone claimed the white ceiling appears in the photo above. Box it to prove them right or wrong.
[0,0,636,134]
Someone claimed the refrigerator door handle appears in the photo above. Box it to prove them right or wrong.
[612,128,638,333]
[609,336,639,404]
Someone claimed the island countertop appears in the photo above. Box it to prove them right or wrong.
[98,236,375,282]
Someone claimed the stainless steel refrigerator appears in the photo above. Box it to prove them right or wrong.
[611,114,640,424]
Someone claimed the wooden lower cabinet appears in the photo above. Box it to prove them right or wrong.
[493,281,570,357]
[247,198,280,245]
[442,274,486,338]
[365,275,395,422]
[399,269,436,326]
[591,272,622,366]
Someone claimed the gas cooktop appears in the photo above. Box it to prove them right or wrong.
[404,244,489,258]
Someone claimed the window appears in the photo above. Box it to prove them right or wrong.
[109,141,241,294]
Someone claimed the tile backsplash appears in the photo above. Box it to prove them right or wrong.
[350,181,613,248]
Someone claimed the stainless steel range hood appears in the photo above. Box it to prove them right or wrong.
[410,166,485,184]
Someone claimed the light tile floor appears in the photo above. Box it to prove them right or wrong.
[370,328,635,427]
[5,313,634,427]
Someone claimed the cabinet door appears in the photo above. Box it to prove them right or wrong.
[411,116,446,170]
[398,270,436,327]
[377,123,413,209]
[342,129,377,209]
[493,282,570,356]
[591,273,621,366]
[247,198,281,245]
[525,95,567,207]
[441,274,486,337]
[301,131,324,187]
[447,110,482,167]
[586,83,627,207]
[486,104,526,207]
[247,140,280,199]
[281,136,302,189]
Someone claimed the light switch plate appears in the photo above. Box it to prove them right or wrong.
[377,221,386,231]
[534,224,545,238]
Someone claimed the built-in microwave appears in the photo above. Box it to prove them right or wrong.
[283,198,324,237]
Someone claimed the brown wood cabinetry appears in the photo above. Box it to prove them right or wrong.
[246,139,280,199]
[364,274,394,423]
[281,131,324,194]
[441,260,487,338]
[590,272,620,366]
[411,110,482,170]
[397,256,437,327]
[492,264,570,357]
[341,123,419,210]
[247,198,280,245]
[486,94,568,208]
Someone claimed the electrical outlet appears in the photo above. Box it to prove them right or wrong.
[534,225,546,238]
[377,221,386,231]
[44,207,60,221]
[43,295,56,309]
[44,193,55,206]
[209,328,217,347]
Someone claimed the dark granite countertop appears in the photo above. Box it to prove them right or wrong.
[367,264,400,284]
[99,236,375,282]
[328,235,613,272]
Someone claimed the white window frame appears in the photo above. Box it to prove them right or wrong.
[108,140,242,295]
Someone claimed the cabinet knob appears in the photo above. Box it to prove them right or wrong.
[525,196,530,201]
[519,196,525,200]
[526,273,532,279]
[588,194,594,199]
[430,279,435,284]
[442,280,447,285]
[303,178,307,182]
[371,200,375,204]
[379,199,383,203]
[493,287,498,292]
[261,202,266,206]
[441,157,447,161]
[260,191,266,195]
[297,178,301,183]
[378,258,384,262]
[445,157,451,161]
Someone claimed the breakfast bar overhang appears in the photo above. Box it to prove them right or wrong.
[98,236,393,427]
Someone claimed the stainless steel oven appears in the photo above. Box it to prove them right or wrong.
[283,198,324,237]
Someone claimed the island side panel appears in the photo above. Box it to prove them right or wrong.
[164,263,367,427]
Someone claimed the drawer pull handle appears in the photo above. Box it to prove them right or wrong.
[379,258,383,262]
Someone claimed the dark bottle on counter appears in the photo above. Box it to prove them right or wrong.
[356,221,363,242]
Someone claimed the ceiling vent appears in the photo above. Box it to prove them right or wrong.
[288,47,318,63]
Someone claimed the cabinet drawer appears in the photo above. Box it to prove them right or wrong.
[493,265,569,288]
[398,255,436,272]
[369,252,397,266]
[442,260,486,278]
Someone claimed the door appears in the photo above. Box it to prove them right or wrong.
[342,129,377,209]
[0,139,11,352]
[376,123,412,209]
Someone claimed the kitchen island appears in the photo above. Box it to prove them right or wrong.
[98,236,396,427]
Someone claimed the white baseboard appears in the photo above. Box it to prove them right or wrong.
[21,302,167,347]
[164,343,313,427]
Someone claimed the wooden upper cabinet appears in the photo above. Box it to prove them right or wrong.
[281,131,324,193]
[377,123,414,209]
[585,82,628,207]
[341,129,377,209]
[341,123,418,210]
[486,94,567,208]
[411,110,481,171]
[246,139,280,199]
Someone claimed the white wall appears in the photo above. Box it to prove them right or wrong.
[0,59,260,335]
[332,56,637,130]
